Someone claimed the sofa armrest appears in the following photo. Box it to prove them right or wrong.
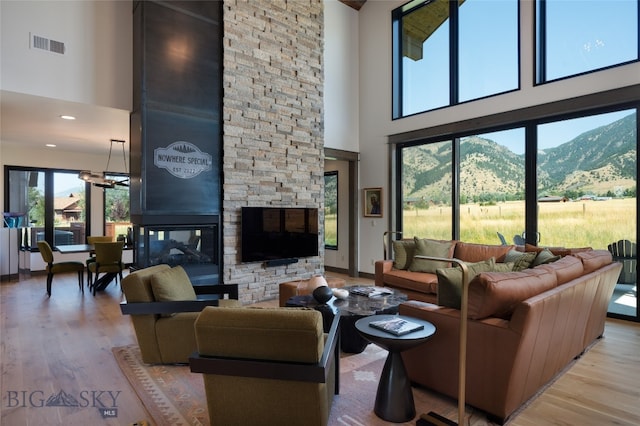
[121,283,240,315]
[374,260,394,286]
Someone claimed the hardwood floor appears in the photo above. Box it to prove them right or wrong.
[1,271,639,425]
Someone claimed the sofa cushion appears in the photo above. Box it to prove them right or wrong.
[574,250,613,274]
[504,250,537,271]
[150,265,197,302]
[454,241,514,263]
[534,255,584,285]
[409,238,456,273]
[384,269,439,294]
[531,248,562,267]
[436,259,496,309]
[467,268,558,320]
[392,239,416,270]
[122,264,171,303]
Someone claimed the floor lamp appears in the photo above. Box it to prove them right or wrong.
[415,257,469,426]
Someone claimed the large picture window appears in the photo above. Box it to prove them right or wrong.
[393,0,519,118]
[5,167,89,249]
[400,141,452,240]
[459,128,525,244]
[536,0,639,83]
[396,106,637,320]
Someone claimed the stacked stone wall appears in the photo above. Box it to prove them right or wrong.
[222,0,324,303]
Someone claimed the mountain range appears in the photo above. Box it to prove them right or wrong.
[403,113,637,203]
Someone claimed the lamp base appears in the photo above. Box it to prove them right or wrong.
[416,412,458,426]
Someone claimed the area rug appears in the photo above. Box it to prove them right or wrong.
[113,344,501,426]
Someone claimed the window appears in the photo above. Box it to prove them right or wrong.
[399,141,453,240]
[458,0,519,102]
[536,110,636,249]
[459,128,525,243]
[393,0,519,118]
[6,167,89,248]
[324,171,338,249]
[537,0,639,83]
[104,173,131,240]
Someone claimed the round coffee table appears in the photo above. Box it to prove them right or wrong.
[355,314,436,423]
[286,286,408,353]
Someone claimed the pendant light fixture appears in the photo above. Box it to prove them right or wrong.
[78,139,129,188]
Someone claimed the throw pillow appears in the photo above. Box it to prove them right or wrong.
[392,239,416,270]
[492,262,515,272]
[436,258,495,309]
[409,238,456,273]
[503,250,537,271]
[531,248,561,267]
[150,265,197,302]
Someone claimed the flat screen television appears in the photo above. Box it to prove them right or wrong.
[241,207,319,263]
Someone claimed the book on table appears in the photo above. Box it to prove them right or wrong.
[369,317,424,336]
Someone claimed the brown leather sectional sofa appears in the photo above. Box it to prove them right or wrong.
[375,240,622,423]
[375,241,516,303]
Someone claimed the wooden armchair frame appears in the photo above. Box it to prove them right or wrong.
[120,284,239,315]
[189,312,340,394]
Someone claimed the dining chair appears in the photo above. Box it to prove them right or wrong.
[85,235,114,283]
[37,241,85,297]
[87,241,125,295]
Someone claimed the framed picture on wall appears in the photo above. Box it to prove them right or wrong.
[363,187,382,217]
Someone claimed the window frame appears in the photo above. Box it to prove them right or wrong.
[324,170,339,250]
[394,102,639,246]
[535,0,640,84]
[103,172,131,239]
[4,166,91,250]
[392,0,521,119]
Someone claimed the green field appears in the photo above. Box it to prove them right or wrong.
[402,198,636,250]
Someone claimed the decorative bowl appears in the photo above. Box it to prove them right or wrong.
[332,288,349,300]
[312,286,334,304]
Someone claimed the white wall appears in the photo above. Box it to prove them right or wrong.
[0,0,132,110]
[0,0,131,235]
[323,0,359,152]
[356,1,640,273]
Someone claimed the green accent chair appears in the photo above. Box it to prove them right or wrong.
[37,241,85,297]
[120,264,241,364]
[87,241,125,295]
[85,235,114,283]
[190,306,340,425]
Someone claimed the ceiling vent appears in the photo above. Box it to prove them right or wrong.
[30,33,65,55]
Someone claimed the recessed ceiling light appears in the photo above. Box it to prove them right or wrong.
[60,115,76,120]
[46,144,57,148]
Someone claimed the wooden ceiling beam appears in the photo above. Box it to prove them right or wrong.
[339,0,367,11]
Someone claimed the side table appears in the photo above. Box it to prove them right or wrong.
[355,314,436,423]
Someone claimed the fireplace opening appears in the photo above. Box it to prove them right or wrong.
[134,223,219,284]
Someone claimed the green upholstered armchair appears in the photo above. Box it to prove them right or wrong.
[120,264,240,364]
[37,241,85,296]
[190,306,340,426]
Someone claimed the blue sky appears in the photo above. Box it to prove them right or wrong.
[482,109,634,155]
[405,0,637,155]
